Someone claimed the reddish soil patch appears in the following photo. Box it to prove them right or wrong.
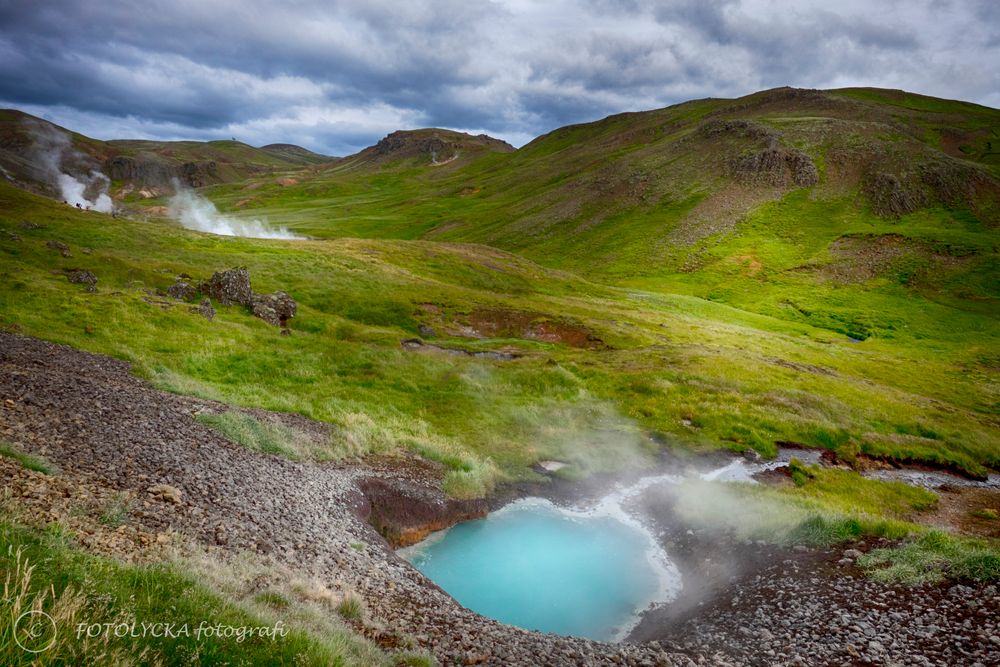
[736,254,763,276]
[456,307,604,349]
[356,475,487,547]
[923,486,1000,538]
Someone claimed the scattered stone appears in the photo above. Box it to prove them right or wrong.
[742,449,762,462]
[46,240,71,257]
[251,290,296,327]
[148,483,183,505]
[65,269,97,292]
[18,220,41,230]
[200,267,252,307]
[418,324,437,338]
[843,549,865,559]
[167,279,197,301]
[81,247,93,255]
[4,230,21,241]
[189,298,215,321]
[4,331,998,667]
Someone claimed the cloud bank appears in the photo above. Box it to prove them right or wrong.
[1,0,996,154]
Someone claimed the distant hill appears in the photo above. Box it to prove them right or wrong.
[191,86,998,343]
[1,86,998,498]
[0,109,333,199]
[260,143,335,165]
[3,88,998,339]
[330,128,514,173]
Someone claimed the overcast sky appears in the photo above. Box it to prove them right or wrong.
[1,0,997,155]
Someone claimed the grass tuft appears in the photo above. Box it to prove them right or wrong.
[0,518,391,666]
[99,492,133,528]
[0,442,56,475]
[336,592,365,622]
[195,411,315,460]
[859,531,1000,585]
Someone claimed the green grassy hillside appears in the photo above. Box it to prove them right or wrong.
[1,175,997,495]
[198,87,999,349]
[1,87,997,494]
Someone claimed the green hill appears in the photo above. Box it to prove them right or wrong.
[199,87,999,342]
[1,87,997,491]
[0,109,334,199]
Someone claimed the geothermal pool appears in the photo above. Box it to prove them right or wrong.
[402,492,681,641]
[402,450,822,640]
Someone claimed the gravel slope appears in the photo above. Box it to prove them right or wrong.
[0,333,702,666]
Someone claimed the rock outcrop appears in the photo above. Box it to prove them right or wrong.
[190,267,296,329]
[166,278,197,301]
[189,298,215,320]
[356,477,488,547]
[200,268,253,307]
[105,156,220,189]
[65,269,97,292]
[251,290,296,327]
[730,146,819,187]
[46,239,71,257]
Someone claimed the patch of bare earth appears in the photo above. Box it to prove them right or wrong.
[446,307,604,348]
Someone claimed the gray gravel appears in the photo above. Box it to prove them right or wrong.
[0,333,701,666]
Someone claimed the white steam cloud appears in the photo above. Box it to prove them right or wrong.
[25,119,114,213]
[168,180,303,240]
[57,171,114,212]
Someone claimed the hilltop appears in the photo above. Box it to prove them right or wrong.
[0,109,333,200]
[342,128,515,170]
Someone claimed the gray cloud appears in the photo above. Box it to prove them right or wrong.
[0,0,996,155]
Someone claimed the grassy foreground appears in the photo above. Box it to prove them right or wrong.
[0,519,404,666]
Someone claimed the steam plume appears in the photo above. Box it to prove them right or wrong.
[24,119,114,213]
[168,180,304,240]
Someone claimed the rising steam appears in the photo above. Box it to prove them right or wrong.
[168,180,303,240]
[25,119,114,213]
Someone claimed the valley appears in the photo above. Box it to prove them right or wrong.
[1,86,998,666]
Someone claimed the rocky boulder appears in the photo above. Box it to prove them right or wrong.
[200,267,252,307]
[251,290,296,327]
[148,483,183,505]
[46,240,71,257]
[166,278,197,301]
[189,298,215,320]
[65,269,97,292]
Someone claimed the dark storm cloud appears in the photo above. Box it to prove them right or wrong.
[0,0,996,155]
